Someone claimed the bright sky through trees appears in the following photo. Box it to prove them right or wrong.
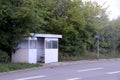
[82,0,120,20]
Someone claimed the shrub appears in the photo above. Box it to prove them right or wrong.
[0,50,10,63]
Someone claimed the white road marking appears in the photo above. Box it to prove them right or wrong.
[77,67,104,72]
[67,77,81,80]
[15,75,45,80]
[107,71,120,74]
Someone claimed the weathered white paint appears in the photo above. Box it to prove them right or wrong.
[45,49,58,63]
[28,37,37,63]
[44,38,58,63]
[67,78,81,80]
[28,49,37,63]
[12,49,28,63]
[30,33,62,38]
[12,38,29,63]
[77,67,104,72]
[15,75,45,80]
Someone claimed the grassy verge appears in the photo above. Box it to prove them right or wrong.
[99,53,120,59]
[59,54,96,62]
[0,63,42,72]
[59,53,120,62]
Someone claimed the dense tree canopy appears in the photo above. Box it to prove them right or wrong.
[100,18,120,53]
[2,0,119,60]
[0,0,36,57]
[39,0,109,57]
[0,0,52,55]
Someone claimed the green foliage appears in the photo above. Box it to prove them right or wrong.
[0,50,10,63]
[0,0,37,57]
[0,0,109,61]
[39,0,108,57]
[100,18,120,53]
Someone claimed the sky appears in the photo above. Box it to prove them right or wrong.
[82,0,120,20]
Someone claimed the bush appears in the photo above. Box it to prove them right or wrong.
[0,50,10,63]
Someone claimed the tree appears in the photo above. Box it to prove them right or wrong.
[0,0,109,60]
[41,0,86,56]
[39,0,108,57]
[0,0,36,58]
[82,1,109,52]
[100,17,120,53]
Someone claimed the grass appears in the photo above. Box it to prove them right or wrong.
[1,53,120,73]
[59,54,97,62]
[0,63,42,72]
[99,53,120,59]
[59,53,120,62]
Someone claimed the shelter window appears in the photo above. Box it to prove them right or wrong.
[46,40,58,49]
[30,40,36,49]
[19,40,28,49]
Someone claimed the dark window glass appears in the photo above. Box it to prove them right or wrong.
[19,40,28,49]
[30,40,36,49]
[52,41,58,48]
[46,40,52,49]
[46,40,58,49]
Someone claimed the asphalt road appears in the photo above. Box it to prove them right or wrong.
[1,59,120,80]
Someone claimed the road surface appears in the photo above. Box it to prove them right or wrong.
[0,59,120,80]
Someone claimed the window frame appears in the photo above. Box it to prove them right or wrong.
[45,40,58,49]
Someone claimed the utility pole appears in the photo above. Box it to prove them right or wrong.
[94,34,100,58]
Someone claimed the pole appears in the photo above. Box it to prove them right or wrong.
[94,34,100,58]
[97,38,99,58]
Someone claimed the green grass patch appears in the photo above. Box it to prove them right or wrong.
[99,53,120,59]
[0,63,42,72]
[59,54,97,62]
[59,53,120,62]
